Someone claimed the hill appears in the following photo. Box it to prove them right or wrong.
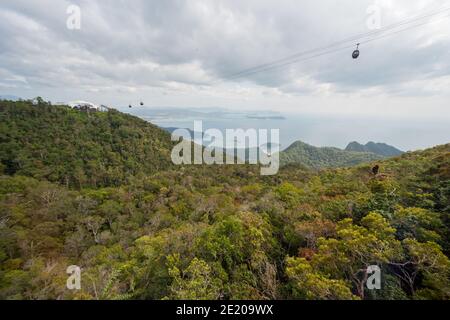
[280,140,384,168]
[0,100,175,188]
[346,141,404,157]
[0,99,449,300]
[0,141,448,300]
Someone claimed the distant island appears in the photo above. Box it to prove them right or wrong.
[0,95,21,102]
[246,115,286,120]
[163,127,195,136]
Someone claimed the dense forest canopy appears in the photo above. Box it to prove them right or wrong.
[0,101,449,300]
[0,100,175,188]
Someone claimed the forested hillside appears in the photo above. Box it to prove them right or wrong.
[0,100,174,188]
[281,140,384,168]
[0,102,449,300]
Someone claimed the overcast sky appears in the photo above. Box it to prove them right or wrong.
[1,0,450,121]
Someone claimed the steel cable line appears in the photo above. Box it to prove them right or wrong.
[216,6,450,82]
[216,13,450,81]
[220,6,450,81]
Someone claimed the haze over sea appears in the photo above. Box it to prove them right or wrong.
[122,107,450,152]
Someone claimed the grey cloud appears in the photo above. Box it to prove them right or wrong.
[0,0,449,100]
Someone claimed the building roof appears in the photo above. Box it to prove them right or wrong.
[67,101,108,111]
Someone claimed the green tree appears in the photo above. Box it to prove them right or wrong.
[167,255,222,300]
[286,257,357,300]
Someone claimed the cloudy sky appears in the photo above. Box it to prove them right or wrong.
[1,0,450,121]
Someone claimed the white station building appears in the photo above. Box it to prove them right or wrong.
[67,101,109,112]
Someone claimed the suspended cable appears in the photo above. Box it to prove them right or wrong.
[217,13,450,81]
[215,6,450,82]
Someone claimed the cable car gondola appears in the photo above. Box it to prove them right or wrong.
[352,43,360,59]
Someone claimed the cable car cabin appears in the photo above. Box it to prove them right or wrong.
[352,43,360,59]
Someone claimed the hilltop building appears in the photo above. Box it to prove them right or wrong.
[68,101,109,112]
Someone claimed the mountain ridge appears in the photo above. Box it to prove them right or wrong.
[345,141,404,157]
[280,140,384,169]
